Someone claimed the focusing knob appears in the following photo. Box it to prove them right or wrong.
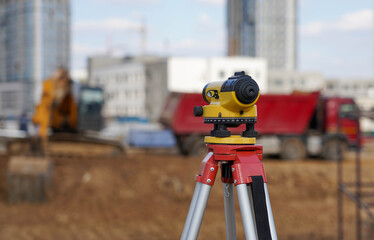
[194,106,204,117]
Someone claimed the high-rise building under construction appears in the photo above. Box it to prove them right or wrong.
[0,0,70,116]
[227,0,297,71]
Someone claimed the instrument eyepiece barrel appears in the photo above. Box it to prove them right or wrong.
[235,77,259,104]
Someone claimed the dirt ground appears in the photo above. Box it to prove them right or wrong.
[0,146,374,240]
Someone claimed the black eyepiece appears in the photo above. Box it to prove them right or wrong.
[234,76,259,104]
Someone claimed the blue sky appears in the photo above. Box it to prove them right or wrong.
[71,0,373,79]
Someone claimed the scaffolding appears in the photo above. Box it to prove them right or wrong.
[338,111,374,240]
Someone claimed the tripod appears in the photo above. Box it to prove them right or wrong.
[180,144,277,240]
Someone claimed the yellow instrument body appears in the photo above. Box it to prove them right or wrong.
[198,73,260,145]
[202,80,259,118]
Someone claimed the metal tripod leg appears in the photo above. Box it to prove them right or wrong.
[264,183,278,240]
[223,183,236,240]
[236,184,258,240]
[181,182,202,240]
[247,184,257,232]
[185,183,212,240]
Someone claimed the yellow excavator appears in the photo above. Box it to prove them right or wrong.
[6,69,122,203]
[8,68,122,158]
[31,68,78,155]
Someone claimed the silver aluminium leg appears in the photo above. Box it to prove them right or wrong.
[247,184,257,232]
[264,183,278,240]
[181,182,202,240]
[223,183,236,240]
[236,184,258,240]
[186,183,212,240]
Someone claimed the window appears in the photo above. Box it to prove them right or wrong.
[327,84,334,90]
[300,79,305,86]
[1,91,17,110]
[339,103,359,119]
[219,70,225,78]
[340,104,357,113]
[273,79,283,86]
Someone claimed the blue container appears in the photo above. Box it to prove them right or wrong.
[128,129,176,148]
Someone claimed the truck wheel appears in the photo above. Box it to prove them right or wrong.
[280,138,306,160]
[175,135,189,156]
[191,138,207,158]
[182,135,205,157]
[322,138,347,161]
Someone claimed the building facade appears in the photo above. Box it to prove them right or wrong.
[88,56,267,122]
[167,57,267,93]
[268,70,324,94]
[87,55,125,82]
[227,0,297,71]
[88,56,167,121]
[90,62,147,118]
[0,0,70,117]
[324,79,374,98]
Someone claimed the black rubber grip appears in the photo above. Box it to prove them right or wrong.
[251,176,272,240]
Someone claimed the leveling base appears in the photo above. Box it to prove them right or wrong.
[180,143,277,240]
[204,135,256,144]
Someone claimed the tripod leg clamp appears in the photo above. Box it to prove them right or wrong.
[195,152,219,186]
[232,150,267,185]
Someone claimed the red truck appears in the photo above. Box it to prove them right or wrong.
[160,91,360,160]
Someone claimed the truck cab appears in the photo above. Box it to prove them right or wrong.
[321,97,361,159]
[77,86,104,132]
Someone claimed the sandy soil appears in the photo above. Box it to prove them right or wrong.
[0,149,373,240]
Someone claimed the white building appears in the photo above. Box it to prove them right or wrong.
[167,57,267,93]
[90,62,147,118]
[87,55,126,81]
[89,56,267,121]
[268,70,324,94]
[324,79,374,98]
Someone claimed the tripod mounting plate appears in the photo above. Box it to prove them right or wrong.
[205,135,256,144]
